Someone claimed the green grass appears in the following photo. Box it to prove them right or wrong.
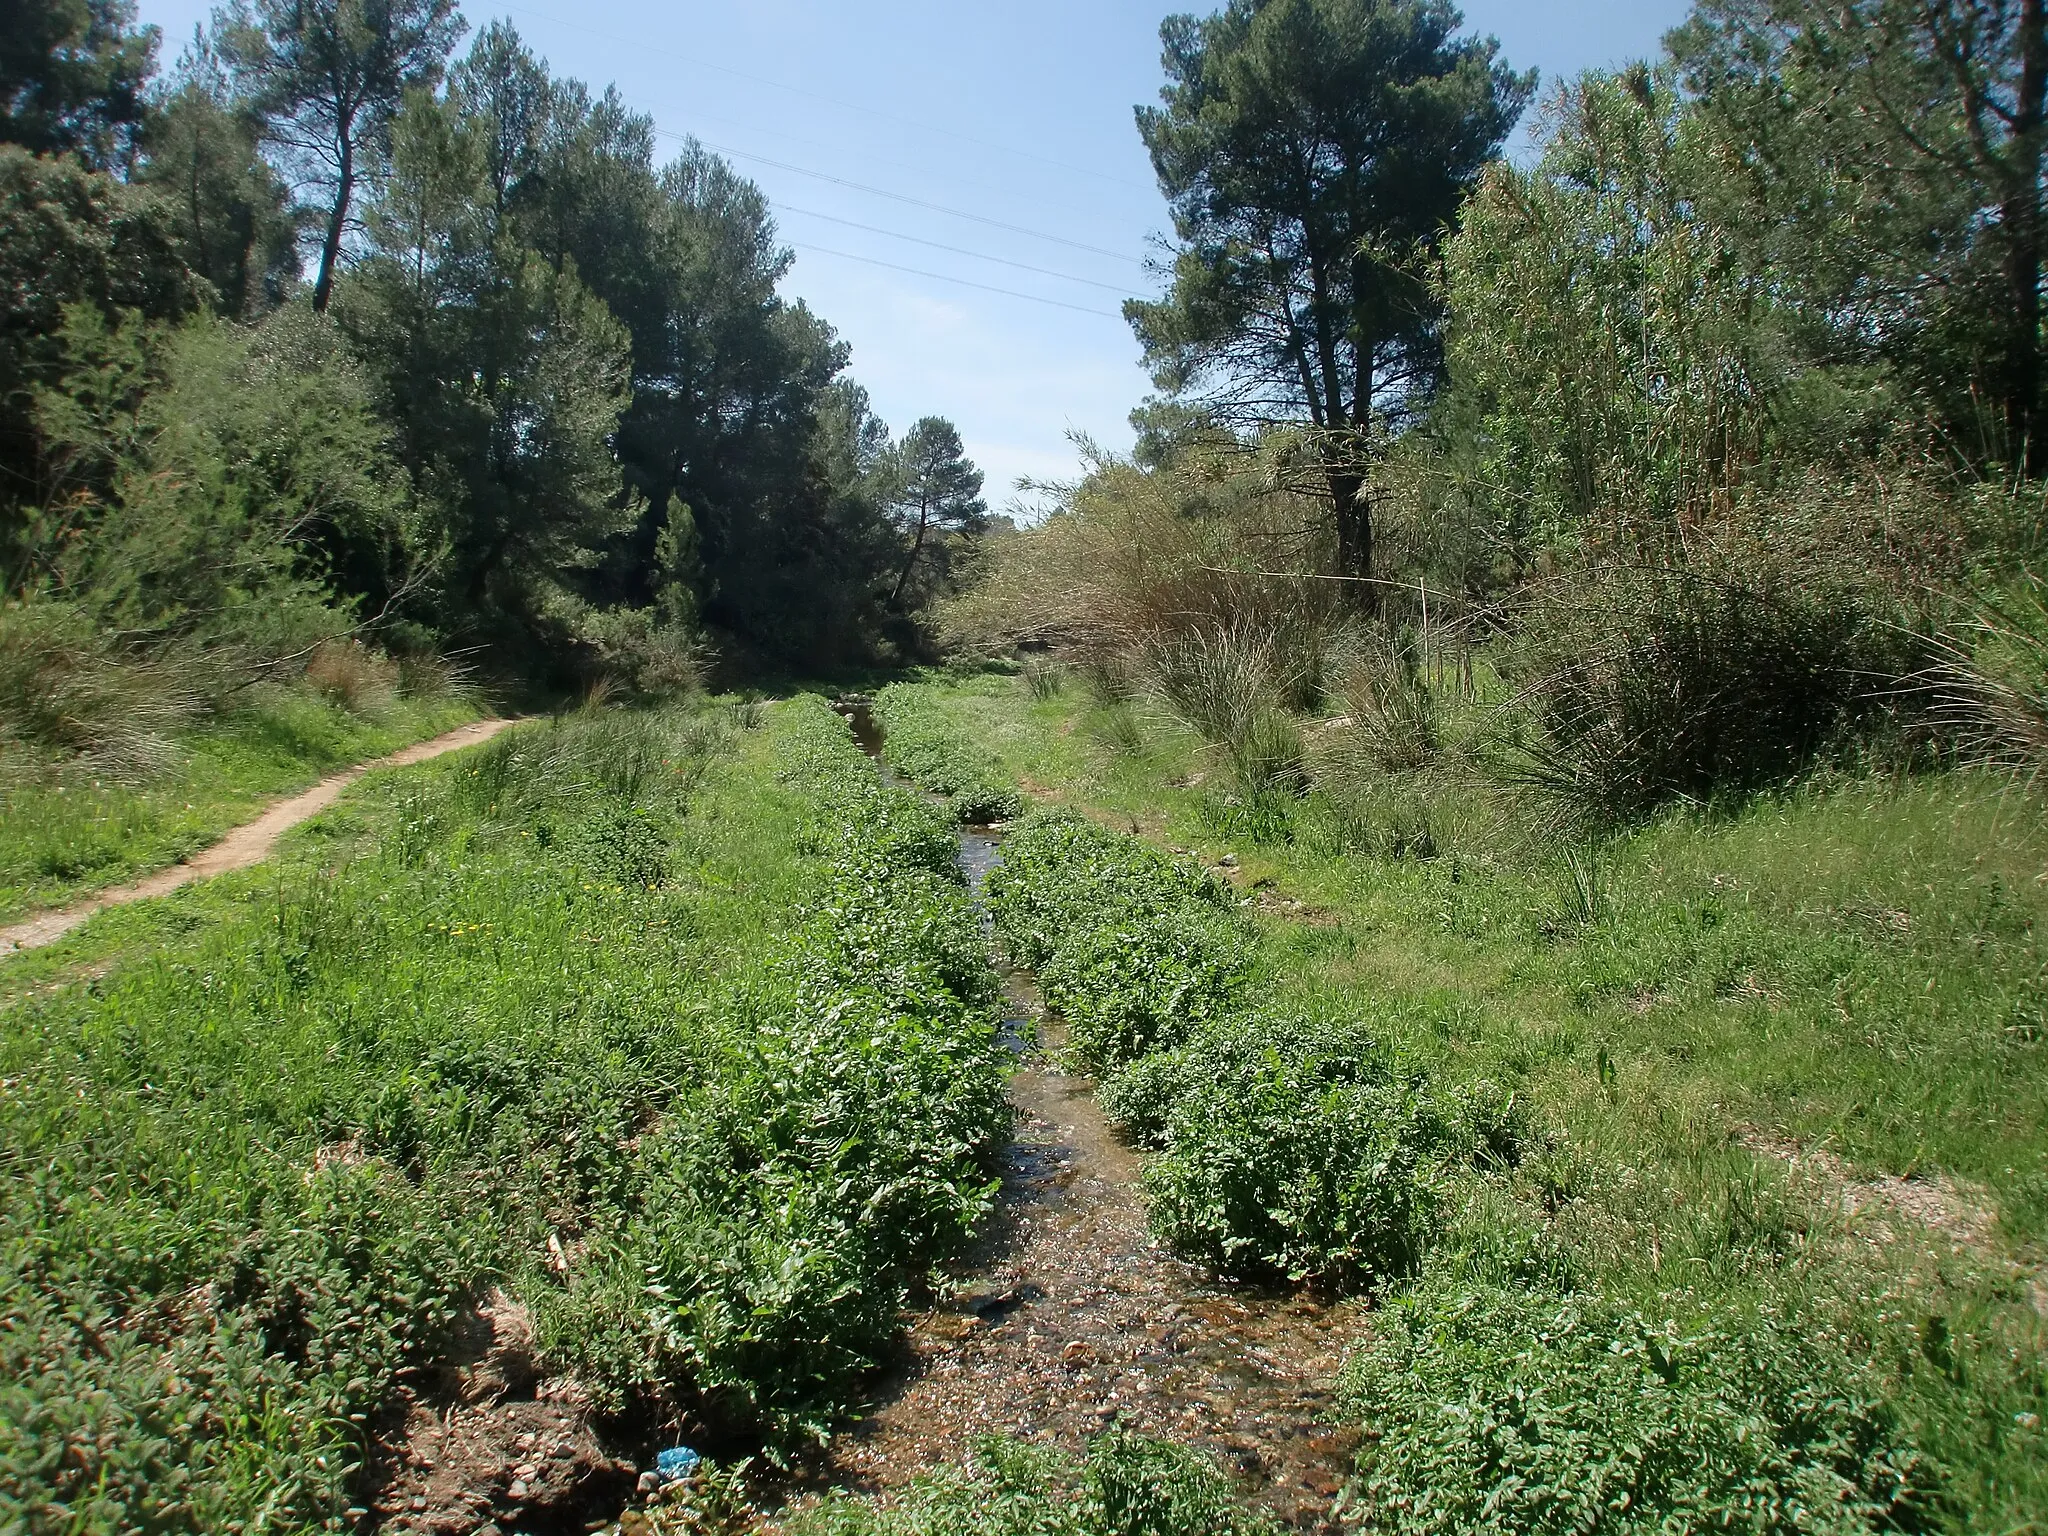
[0,686,481,922]
[873,678,1025,822]
[785,1433,1280,1536]
[903,667,2048,1535]
[0,697,1009,1530]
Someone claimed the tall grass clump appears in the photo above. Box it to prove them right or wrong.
[1509,549,1937,829]
[0,596,193,778]
[1325,631,1440,778]
[1143,621,1311,796]
[1928,570,2048,780]
[873,680,1025,822]
[1342,1279,1943,1535]
[1022,657,1066,700]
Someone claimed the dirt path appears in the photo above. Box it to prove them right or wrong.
[0,717,518,958]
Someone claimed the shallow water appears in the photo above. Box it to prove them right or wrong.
[810,699,1365,1530]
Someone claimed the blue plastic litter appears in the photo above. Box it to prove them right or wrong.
[654,1446,701,1482]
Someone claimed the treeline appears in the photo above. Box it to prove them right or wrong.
[958,0,2048,830]
[1,0,989,752]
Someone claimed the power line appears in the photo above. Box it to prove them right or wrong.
[500,3,1153,193]
[656,128,1146,268]
[775,203,1137,294]
[788,243,1127,319]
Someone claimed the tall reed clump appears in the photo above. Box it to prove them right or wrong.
[0,596,193,778]
[1141,621,1310,796]
[1506,545,1938,829]
[1927,570,2048,780]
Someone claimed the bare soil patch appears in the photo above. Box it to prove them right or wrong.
[366,1292,638,1536]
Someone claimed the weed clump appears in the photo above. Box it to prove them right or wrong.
[790,1432,1279,1536]
[1343,1280,1943,1535]
[874,681,1025,822]
[991,812,1479,1285]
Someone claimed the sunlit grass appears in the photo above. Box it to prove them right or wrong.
[0,687,481,921]
[913,665,2048,1533]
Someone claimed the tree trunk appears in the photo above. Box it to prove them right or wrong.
[1329,465,1371,588]
[2008,0,2048,472]
[890,495,931,608]
[312,137,355,314]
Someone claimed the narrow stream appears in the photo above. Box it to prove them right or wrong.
[818,700,1363,1532]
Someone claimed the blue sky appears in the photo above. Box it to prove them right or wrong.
[135,0,1691,507]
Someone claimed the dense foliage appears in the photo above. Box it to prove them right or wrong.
[792,1433,1281,1536]
[989,809,1474,1286]
[0,698,1009,1526]
[874,679,1025,823]
[0,0,989,766]
[1344,1282,1943,1534]
[539,697,1010,1442]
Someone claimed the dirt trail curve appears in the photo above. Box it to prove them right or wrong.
[0,717,518,959]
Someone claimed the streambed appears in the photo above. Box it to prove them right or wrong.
[812,700,1365,1531]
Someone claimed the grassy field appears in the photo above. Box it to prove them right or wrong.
[883,666,2048,1535]
[0,687,482,922]
[10,669,2046,1535]
[0,697,1009,1531]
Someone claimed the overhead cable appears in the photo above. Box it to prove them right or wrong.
[656,129,1146,268]
[502,3,1152,193]
[775,203,1136,294]
[788,243,1126,319]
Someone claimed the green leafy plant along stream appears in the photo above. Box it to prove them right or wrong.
[813,699,1367,1534]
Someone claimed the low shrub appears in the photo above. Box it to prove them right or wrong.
[788,1432,1279,1536]
[1102,1014,1456,1285]
[989,811,1249,1071]
[874,680,1025,822]
[987,812,1228,971]
[1342,1280,1944,1535]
